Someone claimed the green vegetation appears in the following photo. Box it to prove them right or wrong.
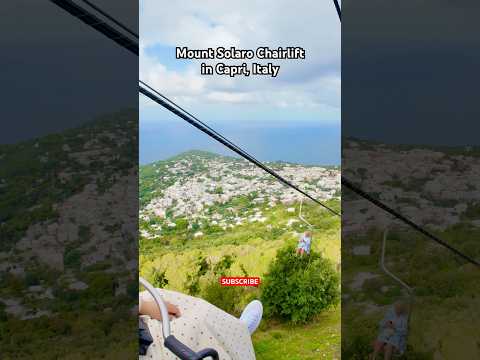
[0,110,136,251]
[262,245,339,324]
[0,111,138,358]
[139,150,341,358]
[342,227,480,359]
[0,311,136,360]
[253,308,340,360]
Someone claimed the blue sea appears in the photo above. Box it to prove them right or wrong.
[140,119,340,166]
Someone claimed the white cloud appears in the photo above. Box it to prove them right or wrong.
[139,0,340,120]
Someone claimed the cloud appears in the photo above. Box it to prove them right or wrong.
[139,0,340,121]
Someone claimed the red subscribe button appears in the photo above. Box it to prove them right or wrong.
[220,276,261,287]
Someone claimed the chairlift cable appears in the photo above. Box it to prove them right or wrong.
[333,0,341,21]
[48,0,138,55]
[78,0,138,38]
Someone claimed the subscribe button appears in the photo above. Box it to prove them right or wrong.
[220,276,261,287]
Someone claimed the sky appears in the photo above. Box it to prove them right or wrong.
[1,0,137,144]
[342,0,480,146]
[139,0,341,164]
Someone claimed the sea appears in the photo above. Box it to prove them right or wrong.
[140,119,340,166]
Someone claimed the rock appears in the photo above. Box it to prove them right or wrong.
[350,272,379,290]
[28,285,43,293]
[69,281,89,291]
[352,245,371,256]
[286,219,299,226]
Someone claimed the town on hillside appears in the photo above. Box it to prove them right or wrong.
[343,139,480,235]
[139,150,340,241]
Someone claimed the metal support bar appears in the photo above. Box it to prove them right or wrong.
[381,228,412,294]
[298,197,314,229]
[139,276,171,339]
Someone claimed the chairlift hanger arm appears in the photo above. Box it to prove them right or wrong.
[299,198,314,229]
[381,228,412,293]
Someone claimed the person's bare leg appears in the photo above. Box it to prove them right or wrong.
[370,340,384,360]
[384,343,393,360]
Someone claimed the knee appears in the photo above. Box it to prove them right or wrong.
[373,340,384,351]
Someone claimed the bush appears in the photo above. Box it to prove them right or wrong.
[24,271,40,286]
[64,249,81,268]
[261,245,339,324]
[202,279,245,316]
[174,218,188,231]
[184,256,210,296]
[151,267,169,288]
[201,254,251,316]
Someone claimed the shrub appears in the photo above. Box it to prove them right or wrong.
[64,249,81,268]
[261,245,339,324]
[200,254,250,316]
[212,255,235,276]
[174,218,188,231]
[184,256,210,296]
[202,278,245,316]
[151,267,169,288]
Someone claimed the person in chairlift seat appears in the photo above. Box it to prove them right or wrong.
[296,231,312,256]
[370,300,409,360]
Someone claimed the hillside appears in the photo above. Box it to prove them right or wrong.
[139,150,341,359]
[342,138,480,359]
[0,111,138,358]
[343,138,480,234]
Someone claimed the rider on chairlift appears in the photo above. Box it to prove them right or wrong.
[296,231,312,256]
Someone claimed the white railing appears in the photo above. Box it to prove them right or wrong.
[139,276,171,338]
